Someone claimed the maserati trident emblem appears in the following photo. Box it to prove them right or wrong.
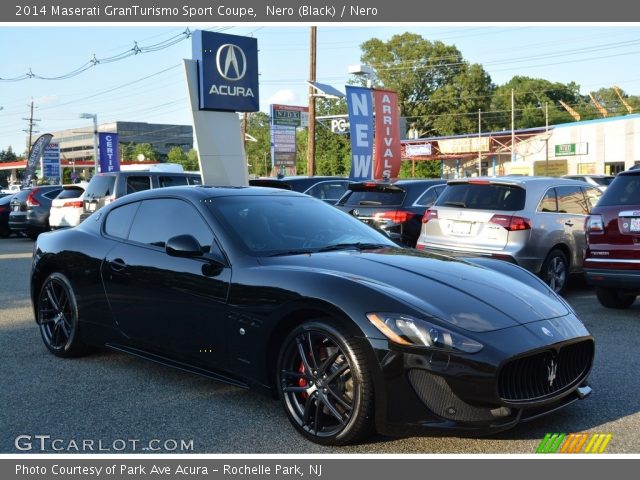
[216,44,247,81]
[547,359,558,387]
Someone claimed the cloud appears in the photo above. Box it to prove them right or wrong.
[266,89,299,106]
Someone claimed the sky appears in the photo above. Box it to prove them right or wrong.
[1,25,639,154]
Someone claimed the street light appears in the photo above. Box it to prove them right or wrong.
[79,113,98,175]
[348,64,375,88]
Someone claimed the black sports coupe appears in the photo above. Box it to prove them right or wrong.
[31,186,594,445]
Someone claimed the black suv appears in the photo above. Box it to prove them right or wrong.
[81,171,202,221]
[335,179,446,247]
[249,176,352,205]
[9,185,64,239]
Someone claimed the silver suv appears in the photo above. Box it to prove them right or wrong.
[416,177,602,293]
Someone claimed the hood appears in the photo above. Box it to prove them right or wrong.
[261,248,568,332]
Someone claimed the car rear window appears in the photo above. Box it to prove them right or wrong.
[85,176,116,198]
[593,176,614,186]
[159,176,189,187]
[436,183,526,211]
[56,187,84,200]
[597,174,640,206]
[338,185,406,207]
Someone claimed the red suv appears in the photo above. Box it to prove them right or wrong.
[584,169,640,308]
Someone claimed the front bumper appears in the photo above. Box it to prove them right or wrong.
[369,316,594,437]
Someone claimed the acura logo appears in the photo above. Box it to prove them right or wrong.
[216,44,247,81]
[547,359,558,387]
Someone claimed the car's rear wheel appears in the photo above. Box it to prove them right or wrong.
[276,320,374,445]
[541,249,568,294]
[37,272,88,357]
[595,286,637,309]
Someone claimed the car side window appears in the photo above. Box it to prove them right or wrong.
[414,186,439,207]
[104,202,140,239]
[125,176,151,195]
[557,185,589,215]
[538,188,557,213]
[305,181,349,201]
[128,198,213,252]
[583,186,602,212]
[159,176,189,187]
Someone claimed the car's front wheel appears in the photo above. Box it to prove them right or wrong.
[276,320,374,445]
[595,286,637,309]
[541,249,568,294]
[37,272,88,357]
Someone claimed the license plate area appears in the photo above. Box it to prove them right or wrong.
[619,210,640,234]
[449,220,472,235]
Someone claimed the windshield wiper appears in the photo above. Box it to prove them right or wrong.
[269,249,315,257]
[317,242,390,252]
[443,201,466,208]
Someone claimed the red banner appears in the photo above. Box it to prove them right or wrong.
[373,89,401,180]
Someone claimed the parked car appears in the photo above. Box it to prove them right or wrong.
[563,174,614,192]
[584,169,640,308]
[0,193,17,237]
[9,185,63,239]
[49,183,88,229]
[416,177,603,293]
[31,186,593,445]
[81,171,202,221]
[249,176,352,205]
[1,184,21,194]
[335,179,446,246]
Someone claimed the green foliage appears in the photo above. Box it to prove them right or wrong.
[0,146,18,163]
[312,98,351,176]
[399,160,441,178]
[244,111,271,176]
[360,33,494,136]
[166,146,199,171]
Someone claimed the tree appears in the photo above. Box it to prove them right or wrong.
[360,33,494,136]
[0,146,18,163]
[132,143,159,161]
[489,77,585,130]
[244,112,271,176]
[588,87,640,118]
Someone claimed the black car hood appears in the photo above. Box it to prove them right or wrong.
[260,248,569,332]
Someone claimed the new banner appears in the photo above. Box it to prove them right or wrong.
[346,86,373,181]
[193,30,259,112]
[373,89,401,180]
[98,133,120,173]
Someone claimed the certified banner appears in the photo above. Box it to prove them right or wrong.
[373,89,401,180]
[98,133,120,173]
[22,133,53,187]
[346,86,373,181]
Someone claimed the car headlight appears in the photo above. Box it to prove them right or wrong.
[367,312,483,353]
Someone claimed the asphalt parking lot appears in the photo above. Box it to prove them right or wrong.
[1,235,639,454]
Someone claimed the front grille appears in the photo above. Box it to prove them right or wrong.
[498,340,594,402]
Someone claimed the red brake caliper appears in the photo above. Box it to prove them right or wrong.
[298,361,308,398]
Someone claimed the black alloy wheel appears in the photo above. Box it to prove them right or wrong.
[541,249,569,294]
[277,321,373,445]
[37,272,87,357]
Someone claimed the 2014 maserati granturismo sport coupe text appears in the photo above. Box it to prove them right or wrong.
[30,186,594,445]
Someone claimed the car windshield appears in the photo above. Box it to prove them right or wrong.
[597,175,640,206]
[207,195,397,256]
[593,176,614,186]
[436,183,526,211]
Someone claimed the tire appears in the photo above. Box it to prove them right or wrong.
[276,320,374,446]
[36,272,88,357]
[595,286,637,309]
[540,249,569,294]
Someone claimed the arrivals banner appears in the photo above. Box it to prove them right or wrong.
[345,86,373,181]
[98,132,120,173]
[22,133,52,187]
[373,89,401,180]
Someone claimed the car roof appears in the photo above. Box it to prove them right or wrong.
[109,185,309,203]
[447,176,592,188]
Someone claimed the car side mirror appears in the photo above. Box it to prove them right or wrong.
[166,234,204,258]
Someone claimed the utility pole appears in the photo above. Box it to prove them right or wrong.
[22,100,40,154]
[477,109,482,176]
[511,89,515,164]
[307,26,317,177]
[545,102,549,176]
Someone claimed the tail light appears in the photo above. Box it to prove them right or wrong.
[586,214,604,233]
[63,201,84,208]
[489,214,531,231]
[422,209,438,223]
[0,206,7,213]
[374,210,415,223]
[26,188,41,207]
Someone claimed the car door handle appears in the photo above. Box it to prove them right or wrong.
[109,258,127,272]
[564,221,574,227]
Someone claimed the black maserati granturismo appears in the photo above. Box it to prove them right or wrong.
[30,186,594,445]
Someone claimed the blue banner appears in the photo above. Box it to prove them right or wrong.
[98,133,120,173]
[42,143,60,183]
[193,30,259,112]
[22,133,52,187]
[346,86,374,181]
